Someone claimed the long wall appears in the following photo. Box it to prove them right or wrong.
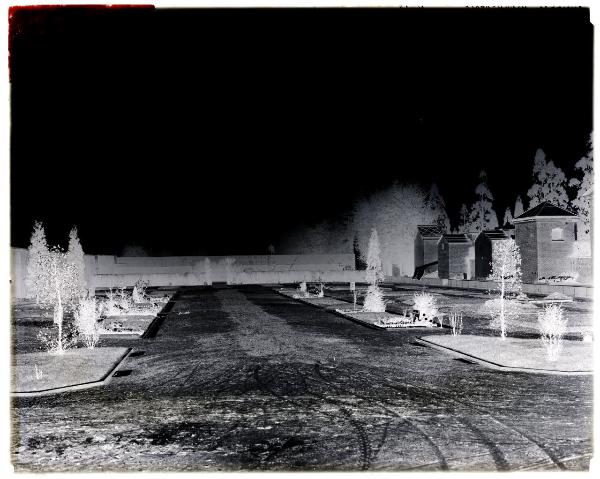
[10,248,360,298]
[389,276,593,300]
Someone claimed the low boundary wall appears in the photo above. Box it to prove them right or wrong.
[390,277,593,300]
[10,248,359,298]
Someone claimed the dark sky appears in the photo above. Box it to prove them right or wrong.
[10,6,593,255]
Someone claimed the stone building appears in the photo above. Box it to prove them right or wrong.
[414,225,444,268]
[513,201,579,283]
[474,229,510,279]
[437,233,475,280]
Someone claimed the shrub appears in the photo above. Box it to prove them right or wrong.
[363,284,386,313]
[538,304,568,361]
[116,287,134,312]
[413,292,439,321]
[102,287,130,316]
[75,297,100,349]
[132,279,150,304]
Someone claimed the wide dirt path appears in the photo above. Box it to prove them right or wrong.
[11,286,593,471]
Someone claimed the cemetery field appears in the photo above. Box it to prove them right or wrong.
[11,285,593,472]
[325,284,594,339]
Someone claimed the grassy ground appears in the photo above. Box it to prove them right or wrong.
[325,285,593,339]
[12,347,130,393]
[11,285,593,472]
[420,335,592,373]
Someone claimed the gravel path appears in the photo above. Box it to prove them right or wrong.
[11,286,593,471]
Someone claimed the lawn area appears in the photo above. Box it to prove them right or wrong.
[419,335,593,374]
[325,284,593,338]
[12,347,131,394]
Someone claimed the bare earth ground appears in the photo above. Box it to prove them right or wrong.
[11,285,593,471]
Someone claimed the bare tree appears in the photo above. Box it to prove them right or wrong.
[488,239,522,339]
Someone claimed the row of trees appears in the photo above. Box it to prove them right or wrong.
[278,135,593,273]
[25,222,88,353]
[458,135,593,235]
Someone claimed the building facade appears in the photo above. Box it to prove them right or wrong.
[437,233,475,280]
[474,229,509,279]
[513,202,579,284]
[414,225,444,269]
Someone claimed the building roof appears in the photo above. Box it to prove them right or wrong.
[514,201,576,220]
[479,230,509,241]
[417,225,445,239]
[500,222,515,230]
[441,233,472,244]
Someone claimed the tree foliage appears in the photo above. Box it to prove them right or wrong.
[351,183,449,276]
[527,148,570,209]
[25,221,50,302]
[502,207,513,226]
[36,247,82,353]
[67,226,87,297]
[365,228,384,284]
[569,133,593,235]
[25,222,86,353]
[514,195,524,218]
[488,239,522,339]
[467,170,499,232]
[424,183,451,230]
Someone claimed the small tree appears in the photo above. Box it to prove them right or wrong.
[514,195,525,218]
[25,221,50,302]
[424,183,451,230]
[468,170,499,232]
[364,284,386,312]
[488,239,522,339]
[457,204,470,233]
[365,228,384,284]
[363,228,386,312]
[502,207,513,226]
[66,226,87,298]
[35,247,81,353]
[353,235,366,270]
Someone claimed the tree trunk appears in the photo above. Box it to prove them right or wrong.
[500,277,506,339]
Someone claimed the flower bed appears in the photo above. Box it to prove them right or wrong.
[97,287,174,337]
[335,309,441,329]
[99,315,157,337]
